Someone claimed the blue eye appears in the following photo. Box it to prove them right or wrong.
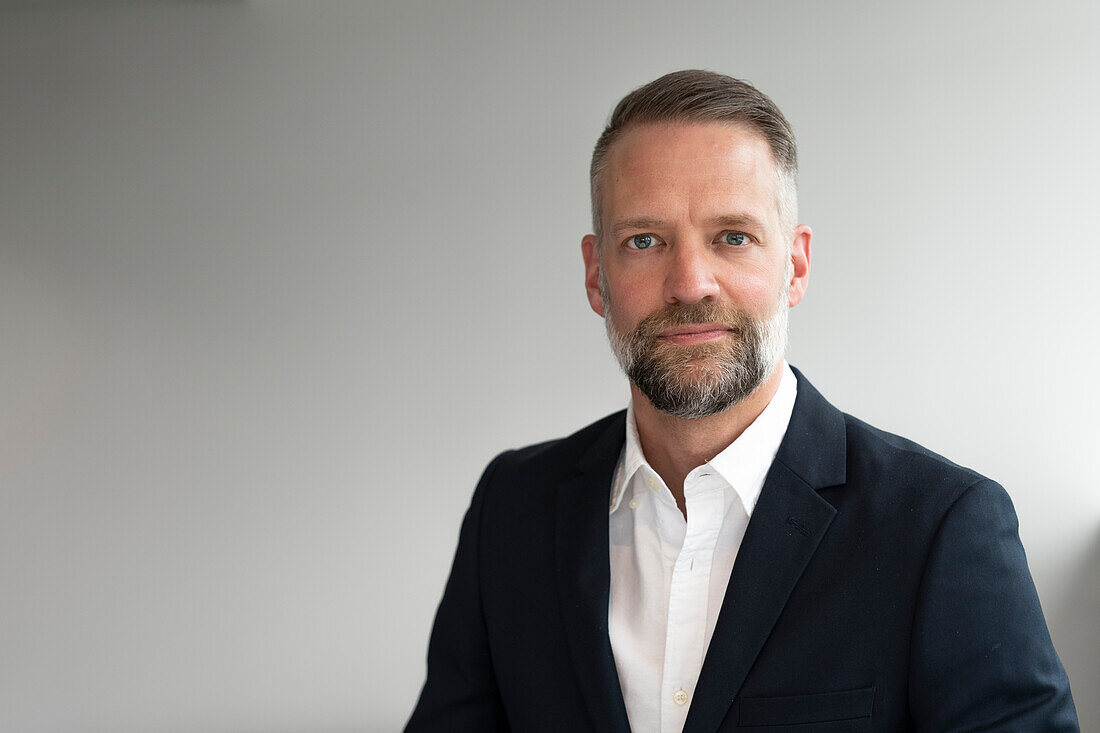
[628,234,655,250]
[722,231,746,246]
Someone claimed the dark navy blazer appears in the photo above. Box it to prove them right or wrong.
[406,369,1078,732]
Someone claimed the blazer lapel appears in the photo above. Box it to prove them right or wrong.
[555,413,632,733]
[684,370,847,733]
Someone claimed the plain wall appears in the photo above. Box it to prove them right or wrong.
[1,1,1097,731]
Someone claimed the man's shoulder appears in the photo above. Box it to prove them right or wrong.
[781,378,1018,560]
[490,409,626,481]
[831,410,1005,528]
[840,411,985,486]
[783,367,990,498]
[469,411,626,526]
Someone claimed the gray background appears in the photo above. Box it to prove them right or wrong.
[2,1,1097,731]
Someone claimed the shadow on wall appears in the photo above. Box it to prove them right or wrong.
[1053,526,1100,729]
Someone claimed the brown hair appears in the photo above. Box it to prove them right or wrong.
[590,70,798,240]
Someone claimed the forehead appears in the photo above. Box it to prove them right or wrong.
[601,121,780,229]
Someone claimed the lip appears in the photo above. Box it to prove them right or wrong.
[658,323,733,345]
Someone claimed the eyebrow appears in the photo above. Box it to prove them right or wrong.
[609,217,667,234]
[705,214,768,233]
[610,213,768,236]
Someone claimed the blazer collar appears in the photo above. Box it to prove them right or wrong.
[555,367,847,733]
[773,365,847,490]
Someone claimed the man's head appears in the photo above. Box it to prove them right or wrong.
[581,71,811,419]
[590,70,800,243]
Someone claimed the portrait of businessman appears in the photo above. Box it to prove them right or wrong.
[3,3,1097,731]
[406,70,1079,732]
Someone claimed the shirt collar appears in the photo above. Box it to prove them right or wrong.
[609,361,798,516]
[608,399,648,513]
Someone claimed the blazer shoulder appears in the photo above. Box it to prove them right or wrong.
[470,410,626,535]
[840,411,992,504]
[490,410,626,476]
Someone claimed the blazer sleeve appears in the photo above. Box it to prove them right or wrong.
[908,478,1079,731]
[405,452,512,733]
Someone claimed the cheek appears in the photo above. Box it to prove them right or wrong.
[722,269,779,312]
[616,279,656,305]
[603,280,663,334]
[607,288,648,327]
[604,268,659,309]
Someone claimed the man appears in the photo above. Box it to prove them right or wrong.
[405,70,1078,732]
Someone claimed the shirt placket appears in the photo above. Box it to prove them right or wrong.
[660,472,724,732]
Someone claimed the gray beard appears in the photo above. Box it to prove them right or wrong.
[603,287,788,419]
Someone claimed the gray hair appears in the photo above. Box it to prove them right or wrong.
[590,69,799,242]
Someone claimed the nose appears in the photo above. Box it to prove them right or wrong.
[663,241,721,305]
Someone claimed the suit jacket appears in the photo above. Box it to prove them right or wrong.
[406,369,1078,732]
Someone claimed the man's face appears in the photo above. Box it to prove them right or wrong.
[581,121,811,418]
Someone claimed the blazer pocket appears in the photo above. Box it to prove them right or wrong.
[739,686,875,727]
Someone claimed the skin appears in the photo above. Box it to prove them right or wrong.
[581,121,812,519]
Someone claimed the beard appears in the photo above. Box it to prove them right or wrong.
[602,279,789,419]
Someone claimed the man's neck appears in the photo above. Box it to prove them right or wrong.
[631,362,786,518]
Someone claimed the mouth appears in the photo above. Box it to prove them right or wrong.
[658,323,733,345]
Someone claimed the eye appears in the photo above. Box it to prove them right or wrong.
[625,233,658,250]
[720,231,747,246]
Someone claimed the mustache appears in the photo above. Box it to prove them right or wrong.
[633,302,746,337]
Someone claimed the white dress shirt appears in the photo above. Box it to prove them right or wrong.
[608,362,797,733]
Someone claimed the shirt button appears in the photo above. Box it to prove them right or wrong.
[646,477,659,491]
[673,688,689,705]
[628,498,639,509]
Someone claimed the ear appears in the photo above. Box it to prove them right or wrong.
[581,234,606,317]
[787,225,812,307]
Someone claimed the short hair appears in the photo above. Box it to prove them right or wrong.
[590,69,799,241]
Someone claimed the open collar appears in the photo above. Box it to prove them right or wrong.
[609,362,798,517]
